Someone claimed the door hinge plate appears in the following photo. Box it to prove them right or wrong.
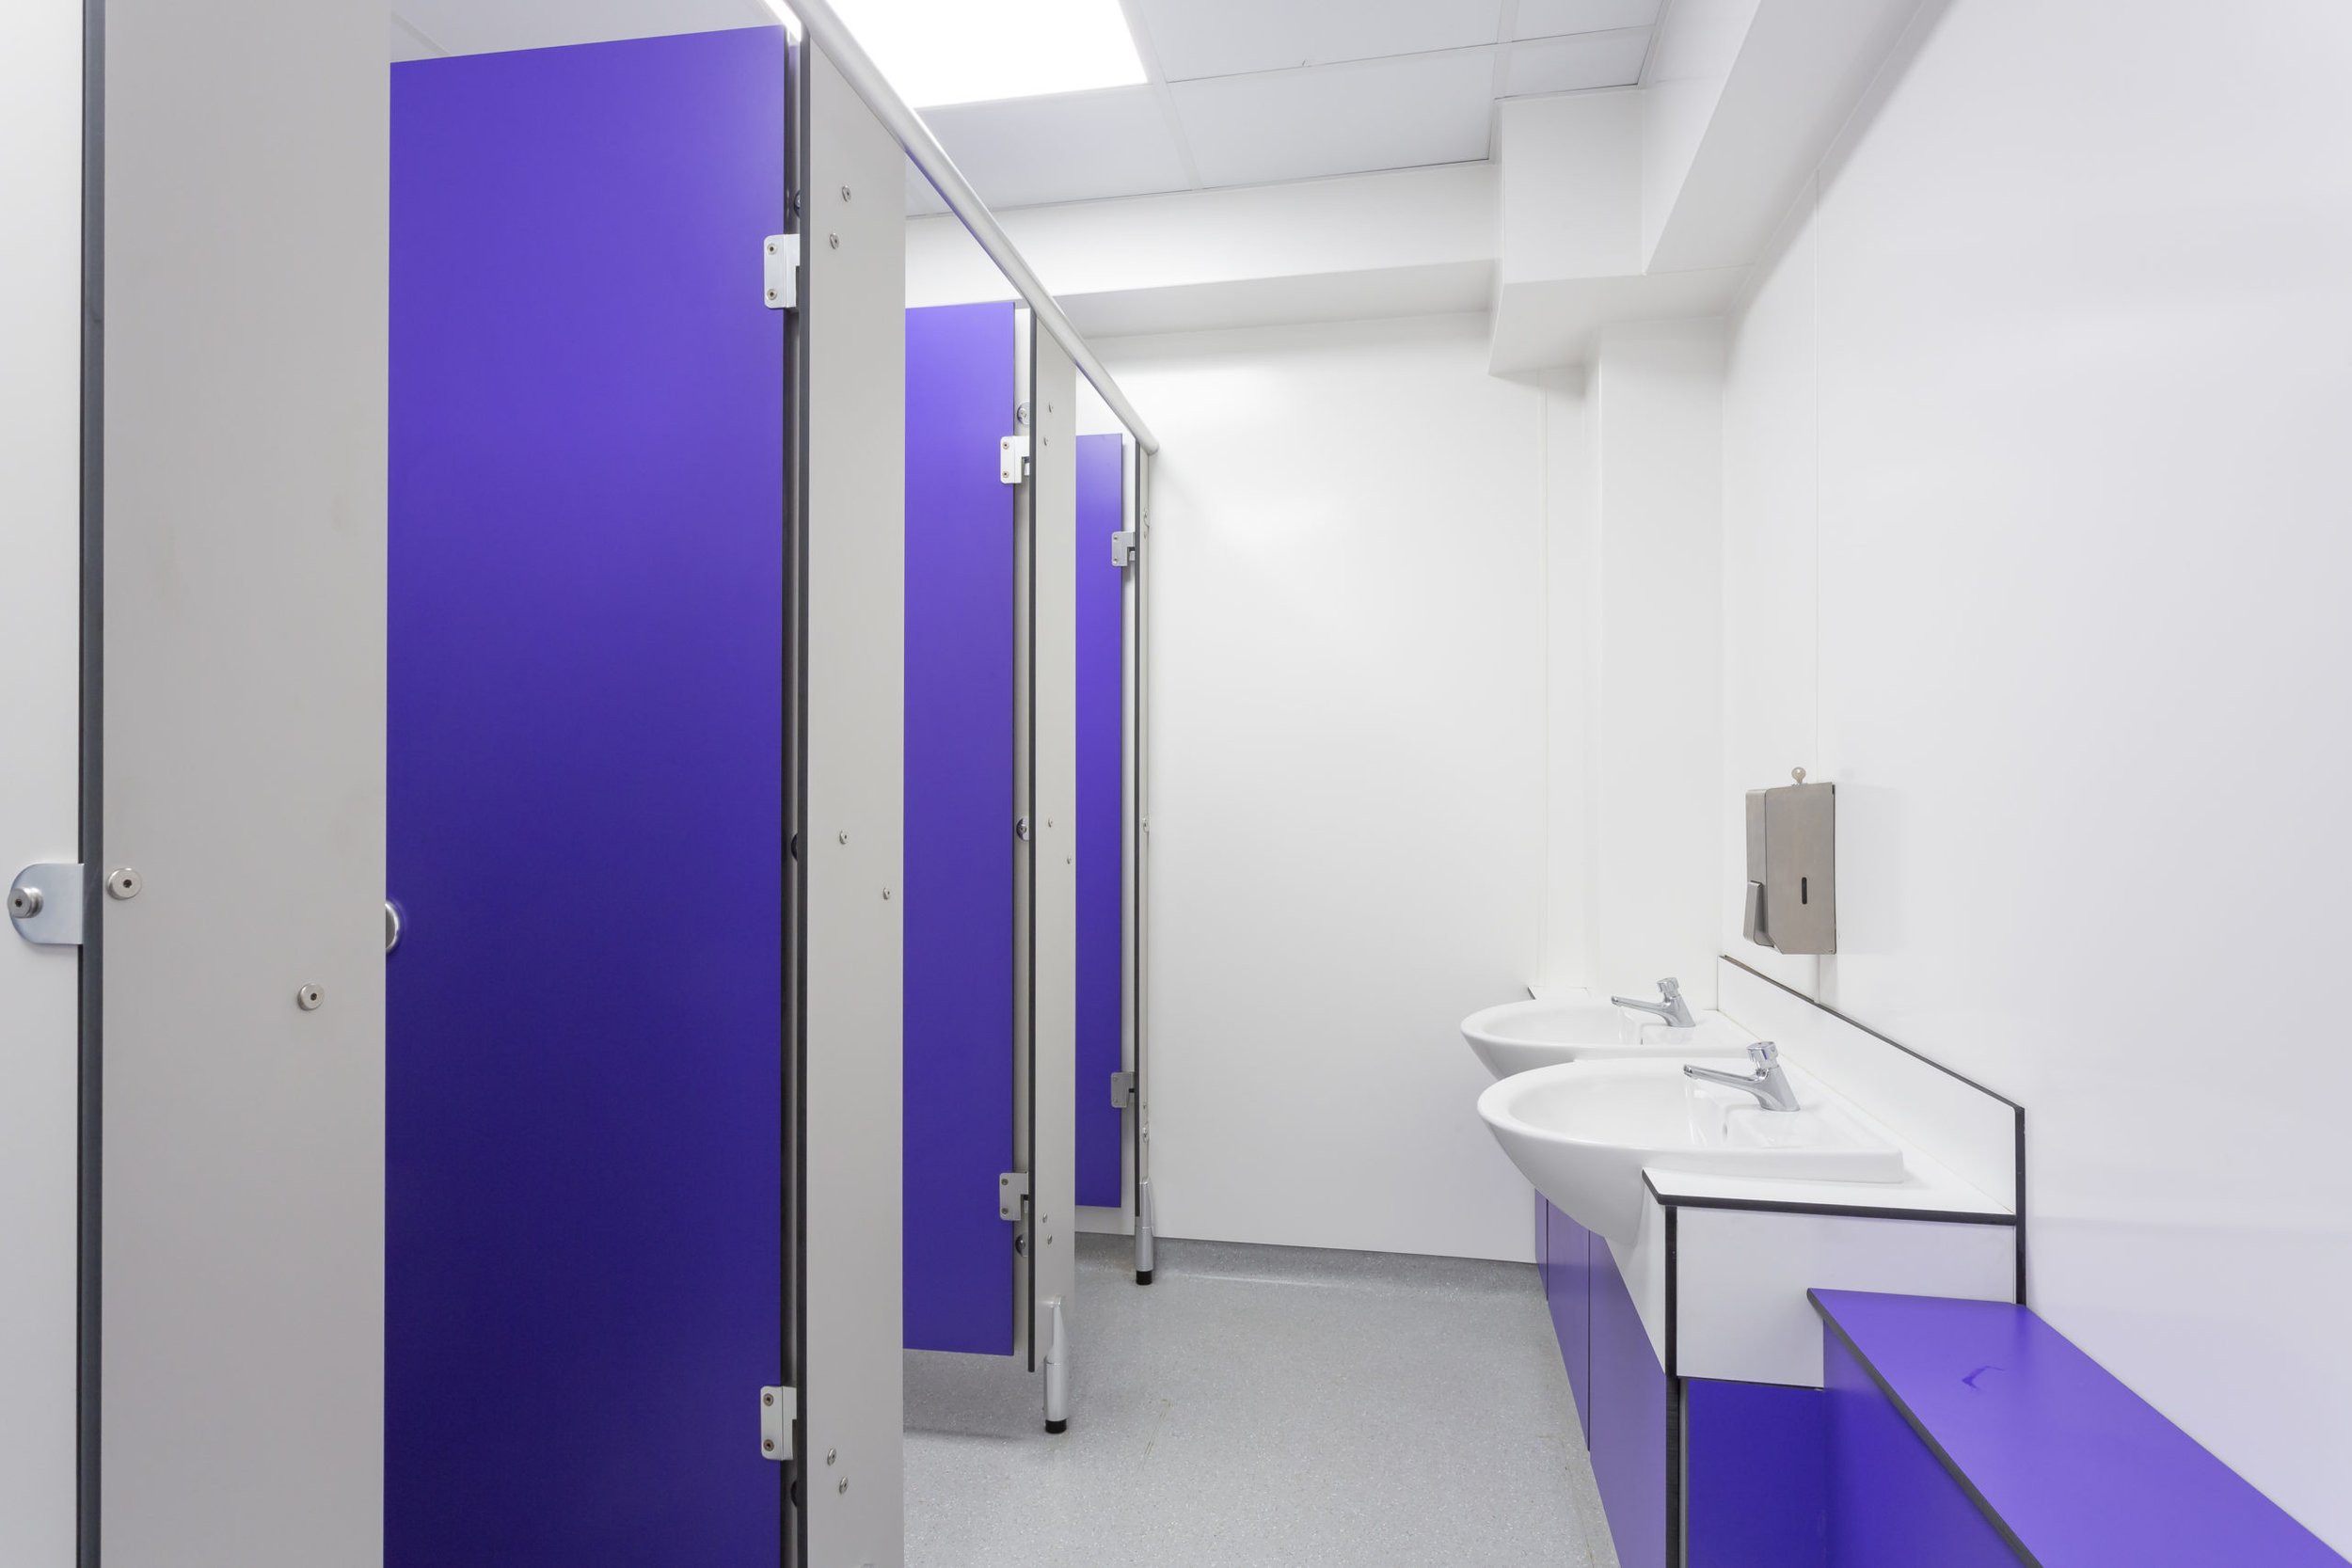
[997,1170,1030,1220]
[1111,531,1137,568]
[9,863,85,946]
[1109,1069,1136,1109]
[763,234,798,310]
[759,1386,794,1461]
[1000,435,1030,484]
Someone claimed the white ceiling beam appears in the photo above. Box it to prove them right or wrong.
[906,162,1499,339]
[1642,0,1931,272]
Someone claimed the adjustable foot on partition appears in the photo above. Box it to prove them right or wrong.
[1134,1178,1156,1285]
[1042,1296,1070,1433]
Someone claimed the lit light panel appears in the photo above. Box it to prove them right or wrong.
[822,0,1149,107]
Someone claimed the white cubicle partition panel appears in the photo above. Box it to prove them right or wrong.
[1025,318,1081,1422]
[0,1,87,1560]
[101,0,389,1560]
[799,41,912,1568]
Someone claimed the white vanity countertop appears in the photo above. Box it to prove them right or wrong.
[1642,1061,2013,1223]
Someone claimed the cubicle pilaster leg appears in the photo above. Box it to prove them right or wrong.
[1134,1179,1156,1285]
[1042,1296,1070,1433]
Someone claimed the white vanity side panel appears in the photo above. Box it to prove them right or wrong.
[1718,958,2015,1210]
[1613,1196,1672,1367]
[1675,1207,2016,1386]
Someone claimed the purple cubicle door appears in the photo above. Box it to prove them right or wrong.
[904,302,1020,1354]
[1074,433,1127,1209]
[388,29,786,1565]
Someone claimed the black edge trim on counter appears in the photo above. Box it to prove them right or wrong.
[1644,1174,2017,1227]
[1664,1207,1683,1565]
[2012,1105,2028,1304]
[1717,954,2033,1302]
[1719,955,2023,1111]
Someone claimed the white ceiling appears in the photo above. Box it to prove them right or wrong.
[389,0,1661,214]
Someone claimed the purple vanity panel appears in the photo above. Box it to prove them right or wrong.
[1685,1379,1828,1568]
[1073,433,1125,1209]
[904,301,1020,1354]
[1543,1198,1595,1441]
[1589,1231,1669,1568]
[388,28,786,1565]
[1813,1291,2350,1568]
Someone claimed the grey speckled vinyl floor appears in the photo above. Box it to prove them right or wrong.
[905,1234,1620,1568]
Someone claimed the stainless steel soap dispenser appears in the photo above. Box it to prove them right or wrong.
[1743,768,1836,955]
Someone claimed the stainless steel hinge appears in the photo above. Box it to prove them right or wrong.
[762,234,798,310]
[1109,1069,1136,1109]
[8,863,86,946]
[1110,530,1137,568]
[759,1386,794,1461]
[997,1170,1029,1220]
[999,435,1030,484]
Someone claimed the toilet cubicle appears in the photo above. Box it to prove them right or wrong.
[901,296,1136,1409]
[385,21,914,1564]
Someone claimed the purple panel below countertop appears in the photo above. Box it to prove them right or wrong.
[1686,1379,1827,1568]
[1073,432,1124,1210]
[1589,1235,1666,1568]
[1545,1198,1594,1442]
[1812,1291,2348,1568]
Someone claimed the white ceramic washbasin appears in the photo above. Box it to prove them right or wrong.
[1461,995,1749,1080]
[1476,1059,1905,1245]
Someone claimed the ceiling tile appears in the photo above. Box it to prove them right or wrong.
[1136,0,1504,81]
[1503,31,1650,96]
[390,0,774,58]
[1172,49,1498,188]
[920,87,1192,211]
[1513,0,1661,40]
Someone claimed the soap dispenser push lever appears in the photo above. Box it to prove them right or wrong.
[1683,1041,1800,1113]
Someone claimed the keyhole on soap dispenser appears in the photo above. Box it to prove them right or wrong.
[1801,877,1809,905]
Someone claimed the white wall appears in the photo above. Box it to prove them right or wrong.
[0,3,85,1560]
[1585,323,1725,1005]
[1530,323,1729,1005]
[1104,314,1549,1261]
[1721,0,2352,1547]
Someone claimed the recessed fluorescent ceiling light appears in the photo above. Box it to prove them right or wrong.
[825,0,1147,107]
